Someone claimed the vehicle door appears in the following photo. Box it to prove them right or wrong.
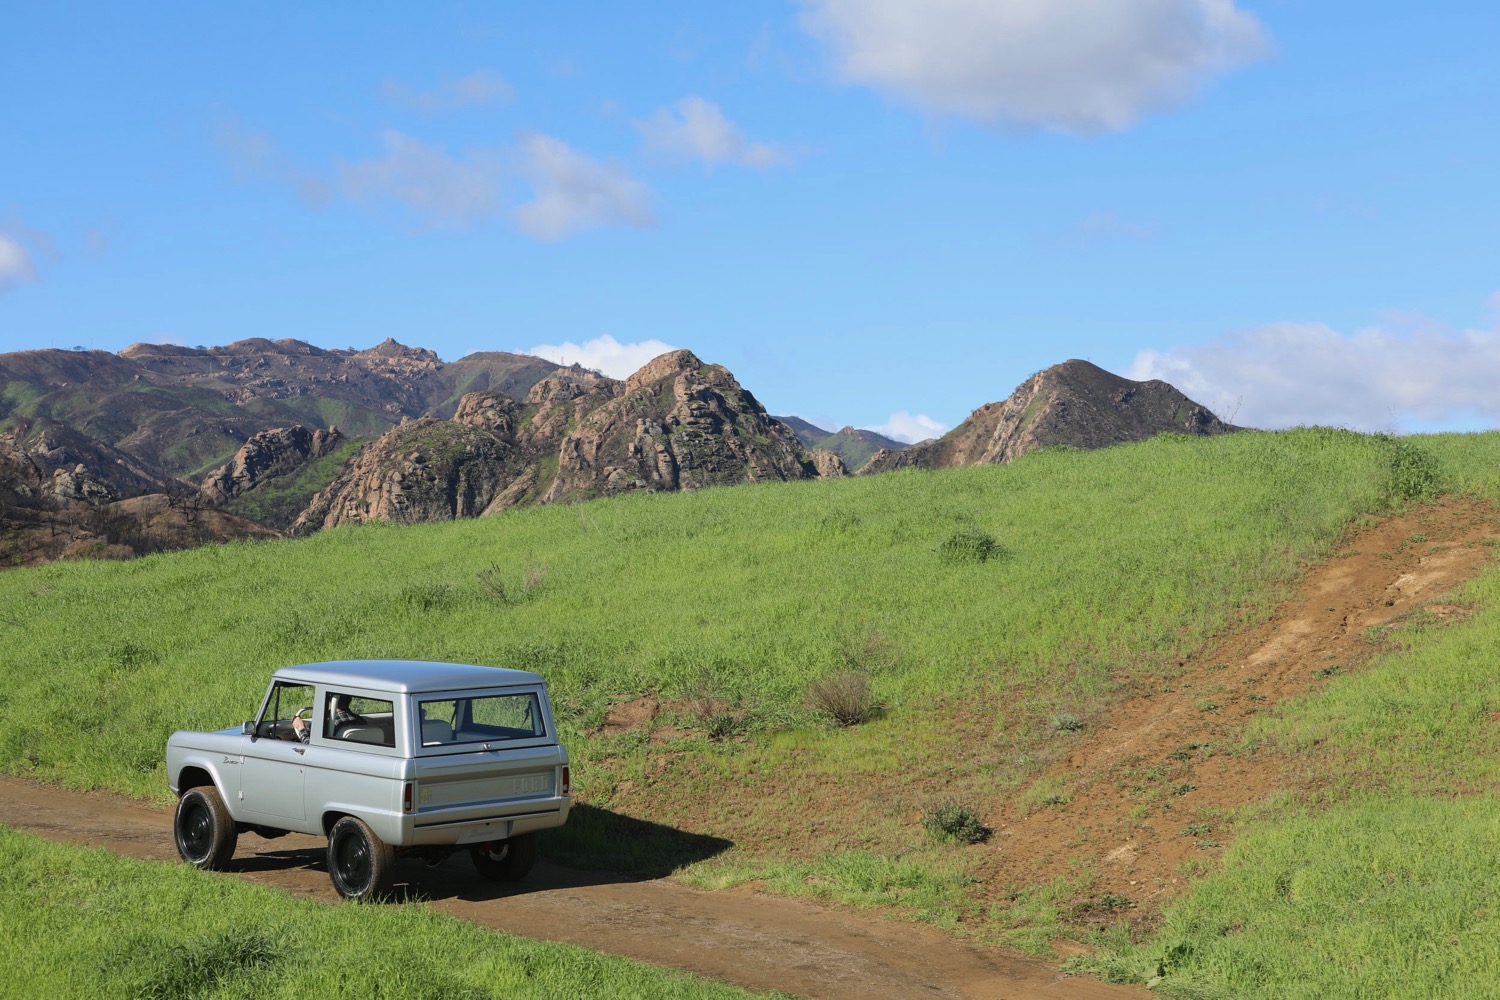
[302,689,402,818]
[240,679,313,825]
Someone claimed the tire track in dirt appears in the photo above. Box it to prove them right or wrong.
[976,499,1499,924]
[0,774,1143,999]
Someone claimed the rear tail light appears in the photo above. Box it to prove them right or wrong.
[403,781,414,813]
[560,766,570,795]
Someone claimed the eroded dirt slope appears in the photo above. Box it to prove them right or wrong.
[975,499,1499,924]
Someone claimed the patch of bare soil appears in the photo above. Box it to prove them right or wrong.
[972,499,1499,927]
[0,773,1144,999]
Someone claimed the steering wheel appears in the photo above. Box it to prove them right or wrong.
[289,705,315,737]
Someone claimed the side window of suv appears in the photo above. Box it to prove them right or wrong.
[259,682,314,740]
[322,692,395,747]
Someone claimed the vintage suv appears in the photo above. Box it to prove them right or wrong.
[166,659,571,899]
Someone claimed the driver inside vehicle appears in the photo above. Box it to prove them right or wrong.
[291,694,366,743]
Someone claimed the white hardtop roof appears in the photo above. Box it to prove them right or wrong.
[272,660,547,694]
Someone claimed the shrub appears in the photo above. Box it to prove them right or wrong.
[704,713,742,741]
[1052,714,1084,732]
[921,799,989,844]
[937,526,1004,564]
[806,670,875,726]
[476,564,509,604]
[1381,435,1441,505]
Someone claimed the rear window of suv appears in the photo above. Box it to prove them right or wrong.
[417,692,545,746]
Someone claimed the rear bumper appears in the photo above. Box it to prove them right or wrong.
[399,796,572,846]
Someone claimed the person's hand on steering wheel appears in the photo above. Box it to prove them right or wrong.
[290,705,314,740]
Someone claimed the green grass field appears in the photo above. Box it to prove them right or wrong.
[5,425,1500,996]
[0,427,1435,797]
[0,826,785,1000]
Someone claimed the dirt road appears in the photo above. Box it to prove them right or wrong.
[0,774,1143,999]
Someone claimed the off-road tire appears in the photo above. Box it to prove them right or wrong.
[174,786,238,870]
[327,816,395,900]
[471,832,538,882]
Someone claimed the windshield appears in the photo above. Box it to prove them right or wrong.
[417,692,545,747]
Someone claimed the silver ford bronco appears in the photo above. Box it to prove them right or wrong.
[165,659,572,899]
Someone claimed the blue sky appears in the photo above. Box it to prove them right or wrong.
[2,2,1497,440]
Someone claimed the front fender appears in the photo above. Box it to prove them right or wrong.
[166,728,248,813]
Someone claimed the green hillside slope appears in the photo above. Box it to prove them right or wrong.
[4,427,1500,996]
[0,427,1433,793]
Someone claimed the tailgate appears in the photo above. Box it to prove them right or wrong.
[411,746,565,827]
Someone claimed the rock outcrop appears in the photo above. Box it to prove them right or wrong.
[808,449,846,479]
[293,351,819,531]
[861,359,1237,474]
[200,425,343,504]
[542,350,813,503]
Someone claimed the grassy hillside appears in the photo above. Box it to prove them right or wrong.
[0,427,1424,796]
[5,426,1500,995]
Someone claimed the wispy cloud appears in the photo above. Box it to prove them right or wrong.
[637,97,791,168]
[1129,318,1500,432]
[381,70,515,114]
[525,334,677,378]
[514,134,653,240]
[216,114,652,241]
[214,113,330,205]
[0,233,39,293]
[338,131,504,228]
[799,0,1271,134]
[869,411,948,443]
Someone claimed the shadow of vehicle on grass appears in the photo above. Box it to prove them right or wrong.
[228,804,733,903]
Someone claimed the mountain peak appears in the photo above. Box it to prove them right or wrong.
[624,349,705,392]
[861,361,1236,474]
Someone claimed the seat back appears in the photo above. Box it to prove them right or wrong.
[337,725,387,745]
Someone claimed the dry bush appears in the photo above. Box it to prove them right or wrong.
[921,799,989,844]
[806,670,875,726]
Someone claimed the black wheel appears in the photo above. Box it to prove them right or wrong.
[327,816,394,900]
[470,832,537,882]
[174,786,237,870]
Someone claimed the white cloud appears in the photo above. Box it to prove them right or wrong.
[0,234,39,292]
[217,114,650,241]
[132,333,188,347]
[382,70,515,113]
[525,335,678,379]
[214,113,330,205]
[514,134,653,240]
[338,131,503,227]
[799,0,1270,134]
[636,97,790,168]
[1129,320,1500,432]
[869,411,949,444]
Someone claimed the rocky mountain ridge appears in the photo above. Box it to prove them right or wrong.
[861,359,1237,474]
[292,350,819,532]
[1,340,1238,567]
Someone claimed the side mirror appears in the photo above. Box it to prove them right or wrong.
[242,721,256,737]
